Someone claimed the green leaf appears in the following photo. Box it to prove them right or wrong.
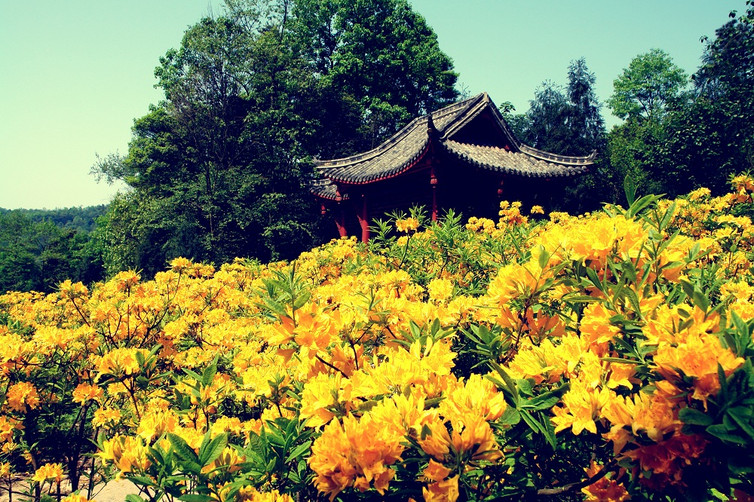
[498,406,521,426]
[168,433,199,463]
[199,433,228,466]
[707,424,746,445]
[624,173,637,206]
[286,440,312,464]
[489,362,520,406]
[126,496,147,502]
[179,495,217,502]
[692,289,710,313]
[679,407,714,426]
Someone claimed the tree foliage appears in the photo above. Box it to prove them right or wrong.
[606,48,688,122]
[93,0,458,277]
[0,211,103,293]
[522,58,604,157]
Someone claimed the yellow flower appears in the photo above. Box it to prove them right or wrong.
[654,331,744,407]
[61,494,93,502]
[423,459,452,482]
[72,383,103,405]
[32,462,64,483]
[427,278,453,303]
[6,381,40,412]
[530,205,545,215]
[92,407,121,427]
[396,217,419,233]
[422,474,459,502]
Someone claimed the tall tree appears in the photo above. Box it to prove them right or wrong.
[566,58,606,155]
[606,49,687,122]
[605,50,689,198]
[290,0,458,150]
[665,2,754,193]
[93,0,460,276]
[523,59,604,157]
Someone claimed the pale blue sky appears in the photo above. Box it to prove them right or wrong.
[0,0,741,209]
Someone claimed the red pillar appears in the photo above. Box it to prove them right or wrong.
[356,194,370,243]
[430,170,439,222]
[335,205,347,238]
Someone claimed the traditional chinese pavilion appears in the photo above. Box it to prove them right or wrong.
[312,93,595,242]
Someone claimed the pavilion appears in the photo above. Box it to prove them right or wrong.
[311,92,595,242]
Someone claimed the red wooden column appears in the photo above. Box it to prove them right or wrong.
[356,193,370,243]
[430,167,439,222]
[427,113,439,222]
[334,188,348,238]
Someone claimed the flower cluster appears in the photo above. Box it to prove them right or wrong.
[1,176,753,500]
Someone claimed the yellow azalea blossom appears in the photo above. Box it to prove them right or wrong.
[236,486,294,501]
[654,331,744,407]
[99,435,151,474]
[6,381,40,412]
[551,383,611,435]
[440,373,507,424]
[423,459,452,482]
[61,494,94,502]
[427,278,453,303]
[92,407,122,427]
[423,474,460,502]
[72,383,103,404]
[396,217,420,233]
[32,462,64,483]
[449,414,502,462]
[309,409,404,500]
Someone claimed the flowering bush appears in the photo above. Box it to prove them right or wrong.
[1,175,754,501]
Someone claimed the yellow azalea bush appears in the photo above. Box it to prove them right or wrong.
[0,175,754,500]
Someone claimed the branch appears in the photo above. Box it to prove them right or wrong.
[536,460,616,497]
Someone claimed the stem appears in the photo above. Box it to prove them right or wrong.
[315,355,348,379]
[536,460,615,496]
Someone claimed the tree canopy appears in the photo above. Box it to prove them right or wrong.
[606,48,688,122]
[93,0,458,277]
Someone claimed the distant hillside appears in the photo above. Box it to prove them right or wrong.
[0,205,108,232]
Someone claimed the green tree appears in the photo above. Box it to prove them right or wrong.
[290,0,458,150]
[663,3,754,194]
[606,48,688,122]
[522,59,604,157]
[605,50,689,198]
[518,59,606,212]
[93,0,458,276]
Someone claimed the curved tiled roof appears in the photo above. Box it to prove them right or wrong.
[313,92,594,190]
[442,141,590,178]
[310,178,345,201]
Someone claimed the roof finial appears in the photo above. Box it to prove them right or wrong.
[427,112,436,135]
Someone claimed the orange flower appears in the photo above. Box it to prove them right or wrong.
[581,462,629,501]
[423,474,459,502]
[6,381,40,412]
[654,331,744,407]
[396,217,420,233]
[72,383,103,404]
[32,462,64,483]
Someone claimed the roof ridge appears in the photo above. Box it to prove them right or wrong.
[314,94,486,170]
[517,143,597,165]
[444,139,595,166]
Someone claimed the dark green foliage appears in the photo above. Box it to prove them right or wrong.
[91,0,458,277]
[521,58,605,158]
[0,210,104,292]
[605,5,754,200]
